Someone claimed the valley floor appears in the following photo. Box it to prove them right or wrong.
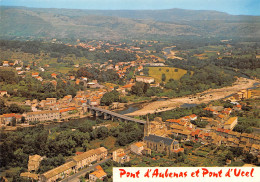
[126,77,259,116]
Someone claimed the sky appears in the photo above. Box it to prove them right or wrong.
[0,0,259,15]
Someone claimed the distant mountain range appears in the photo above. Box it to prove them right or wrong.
[1,6,260,40]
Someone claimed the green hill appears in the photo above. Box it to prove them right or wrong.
[1,6,259,40]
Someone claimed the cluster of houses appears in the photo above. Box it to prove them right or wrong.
[21,146,135,182]
[21,147,108,182]
[0,89,109,126]
[128,117,185,156]
[140,110,260,159]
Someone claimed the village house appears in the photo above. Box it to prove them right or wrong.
[171,129,191,141]
[25,110,60,122]
[40,147,107,182]
[28,155,44,172]
[73,147,107,171]
[136,76,155,84]
[16,66,23,71]
[0,91,9,97]
[95,147,108,162]
[40,161,77,182]
[32,72,39,77]
[113,148,130,164]
[224,117,238,130]
[0,113,23,126]
[20,172,39,181]
[36,76,43,82]
[250,144,260,156]
[60,95,73,103]
[131,142,146,155]
[89,165,107,182]
[60,107,78,117]
[51,73,57,78]
[2,61,9,66]
[225,137,240,148]
[17,71,25,75]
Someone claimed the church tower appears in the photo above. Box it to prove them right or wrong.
[144,115,151,137]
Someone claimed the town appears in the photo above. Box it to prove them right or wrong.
[0,4,260,182]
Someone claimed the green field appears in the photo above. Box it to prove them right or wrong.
[148,66,188,82]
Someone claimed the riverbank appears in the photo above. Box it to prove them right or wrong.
[162,46,184,60]
[126,77,259,116]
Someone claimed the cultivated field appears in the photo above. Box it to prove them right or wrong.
[148,66,187,82]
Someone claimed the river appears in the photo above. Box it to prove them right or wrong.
[116,98,198,115]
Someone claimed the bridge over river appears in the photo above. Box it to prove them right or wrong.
[87,106,146,124]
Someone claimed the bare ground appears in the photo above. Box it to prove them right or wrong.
[126,78,259,116]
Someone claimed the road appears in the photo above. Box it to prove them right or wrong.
[61,156,112,182]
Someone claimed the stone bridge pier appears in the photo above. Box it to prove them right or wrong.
[86,105,146,124]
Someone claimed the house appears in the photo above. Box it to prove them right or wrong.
[172,140,184,153]
[73,147,107,170]
[89,165,107,182]
[224,117,238,130]
[113,148,130,164]
[226,138,240,148]
[17,71,25,75]
[25,110,60,122]
[16,67,23,71]
[171,129,191,140]
[250,144,260,156]
[0,91,9,97]
[137,65,143,71]
[46,98,57,104]
[20,172,39,181]
[36,76,43,82]
[73,149,97,170]
[136,76,155,84]
[60,107,77,117]
[3,61,9,67]
[75,79,81,85]
[0,113,22,126]
[28,155,44,172]
[40,161,77,182]
[51,73,57,78]
[189,114,198,121]
[95,147,108,161]
[40,147,107,182]
[39,67,45,72]
[32,72,39,77]
[70,76,75,80]
[131,142,145,155]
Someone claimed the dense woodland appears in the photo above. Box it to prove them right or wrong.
[0,68,79,100]
[0,119,143,178]
[0,40,136,64]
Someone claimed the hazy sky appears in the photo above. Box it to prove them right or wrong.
[1,0,259,15]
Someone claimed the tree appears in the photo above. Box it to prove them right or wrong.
[100,90,120,106]
[21,116,26,123]
[117,133,128,146]
[161,73,166,82]
[11,117,16,126]
[9,103,24,113]
[131,82,150,96]
[96,127,109,139]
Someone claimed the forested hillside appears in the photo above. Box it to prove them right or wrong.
[1,6,260,40]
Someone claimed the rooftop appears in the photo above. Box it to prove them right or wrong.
[73,149,96,162]
[144,134,173,146]
[42,161,76,179]
[90,169,107,178]
[225,117,238,125]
